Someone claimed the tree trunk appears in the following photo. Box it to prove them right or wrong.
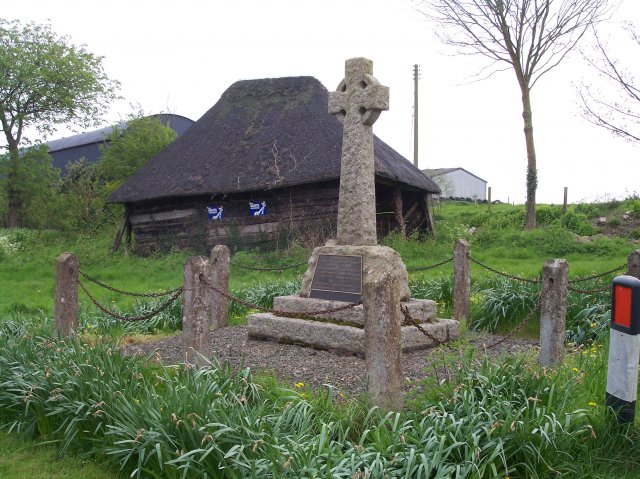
[521,86,537,229]
[6,146,21,228]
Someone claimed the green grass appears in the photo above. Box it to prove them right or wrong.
[1,321,640,478]
[1,200,639,476]
[0,431,122,479]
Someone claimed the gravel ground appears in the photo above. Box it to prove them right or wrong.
[121,326,538,397]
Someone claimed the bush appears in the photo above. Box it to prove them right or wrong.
[575,203,600,218]
[535,205,564,226]
[560,212,596,236]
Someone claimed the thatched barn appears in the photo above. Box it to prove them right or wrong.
[107,76,440,253]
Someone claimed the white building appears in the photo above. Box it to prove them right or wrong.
[423,167,487,201]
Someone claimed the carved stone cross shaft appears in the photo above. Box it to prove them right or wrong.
[329,57,389,246]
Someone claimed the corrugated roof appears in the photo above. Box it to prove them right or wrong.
[108,76,440,204]
[45,114,195,153]
[423,167,487,184]
[45,123,126,152]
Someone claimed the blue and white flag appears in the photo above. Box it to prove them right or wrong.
[249,201,267,216]
[207,205,224,220]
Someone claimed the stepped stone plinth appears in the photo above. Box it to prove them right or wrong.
[248,312,458,357]
[246,243,459,356]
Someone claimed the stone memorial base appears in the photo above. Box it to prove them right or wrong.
[247,311,458,357]
[246,243,460,356]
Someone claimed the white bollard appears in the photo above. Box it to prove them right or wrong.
[605,275,640,423]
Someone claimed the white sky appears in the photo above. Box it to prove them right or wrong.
[4,0,639,204]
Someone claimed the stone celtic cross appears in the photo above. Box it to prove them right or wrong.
[329,57,389,246]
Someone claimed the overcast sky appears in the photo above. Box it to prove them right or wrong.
[4,0,639,204]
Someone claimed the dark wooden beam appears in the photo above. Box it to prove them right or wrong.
[393,188,406,238]
[112,209,131,253]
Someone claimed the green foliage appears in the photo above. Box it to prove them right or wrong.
[0,431,121,479]
[535,204,564,225]
[0,18,119,140]
[58,159,115,231]
[560,211,597,236]
[410,277,454,316]
[471,277,540,331]
[0,18,119,227]
[0,324,620,478]
[98,116,176,184]
[0,145,60,228]
[575,202,601,218]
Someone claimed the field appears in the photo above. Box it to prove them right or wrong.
[1,200,639,478]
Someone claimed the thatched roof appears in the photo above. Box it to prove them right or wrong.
[108,76,440,204]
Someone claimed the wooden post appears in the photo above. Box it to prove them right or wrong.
[563,187,568,212]
[454,239,471,326]
[539,259,568,367]
[183,256,212,365]
[627,250,640,279]
[393,188,406,238]
[487,186,492,211]
[363,268,403,411]
[422,192,436,236]
[210,245,230,330]
[55,253,79,337]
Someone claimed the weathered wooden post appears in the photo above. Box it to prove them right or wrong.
[539,259,568,367]
[363,269,403,411]
[55,253,79,337]
[487,186,492,211]
[183,256,212,365]
[210,245,230,330]
[393,188,406,238]
[563,187,568,212]
[627,250,640,279]
[454,239,471,326]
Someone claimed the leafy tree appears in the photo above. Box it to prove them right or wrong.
[417,0,611,228]
[578,23,640,143]
[0,18,119,227]
[60,158,112,231]
[0,145,60,228]
[98,115,176,185]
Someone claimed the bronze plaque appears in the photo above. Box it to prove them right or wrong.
[309,254,362,302]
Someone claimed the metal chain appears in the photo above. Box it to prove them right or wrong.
[567,284,611,295]
[78,281,183,322]
[568,264,627,284]
[468,255,542,284]
[406,257,454,272]
[79,271,182,298]
[483,297,542,350]
[198,274,363,327]
[229,260,308,272]
[400,305,453,350]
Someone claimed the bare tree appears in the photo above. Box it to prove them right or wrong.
[578,23,639,143]
[417,0,611,228]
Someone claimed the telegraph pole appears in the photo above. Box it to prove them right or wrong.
[413,64,420,168]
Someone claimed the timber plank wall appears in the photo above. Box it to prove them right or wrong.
[127,180,430,253]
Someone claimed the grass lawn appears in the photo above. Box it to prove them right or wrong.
[0,432,123,479]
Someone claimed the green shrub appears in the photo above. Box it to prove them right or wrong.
[535,205,564,226]
[608,218,621,228]
[632,200,640,217]
[575,203,600,218]
[560,212,597,236]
